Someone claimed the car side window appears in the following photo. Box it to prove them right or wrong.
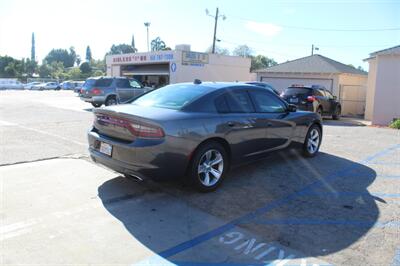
[314,89,325,97]
[224,91,254,113]
[249,90,287,113]
[130,80,142,88]
[214,95,230,113]
[325,90,334,99]
[116,79,131,88]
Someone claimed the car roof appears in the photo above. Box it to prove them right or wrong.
[175,81,260,92]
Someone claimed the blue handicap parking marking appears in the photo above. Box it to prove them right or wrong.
[393,248,400,266]
[151,144,400,263]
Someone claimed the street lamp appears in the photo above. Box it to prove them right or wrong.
[205,8,226,54]
[144,22,151,52]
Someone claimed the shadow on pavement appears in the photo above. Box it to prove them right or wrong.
[98,149,378,264]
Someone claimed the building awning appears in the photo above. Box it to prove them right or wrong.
[121,63,169,76]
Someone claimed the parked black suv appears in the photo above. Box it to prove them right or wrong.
[281,85,341,119]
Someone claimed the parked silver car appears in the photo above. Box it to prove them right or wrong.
[79,76,152,108]
[32,82,61,90]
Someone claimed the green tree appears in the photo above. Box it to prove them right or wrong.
[233,45,254,58]
[39,62,51,78]
[151,37,166,51]
[206,45,230,55]
[0,56,18,77]
[44,47,76,68]
[107,44,136,55]
[25,58,38,77]
[92,70,104,77]
[66,68,82,80]
[79,62,92,74]
[76,55,81,66]
[85,46,92,62]
[250,55,277,71]
[31,32,35,61]
[49,61,65,79]
[131,34,138,52]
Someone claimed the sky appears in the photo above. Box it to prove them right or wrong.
[0,0,399,70]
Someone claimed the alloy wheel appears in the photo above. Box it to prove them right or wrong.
[197,149,224,187]
[307,128,320,154]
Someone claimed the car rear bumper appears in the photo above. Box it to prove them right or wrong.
[87,129,187,180]
[80,96,106,104]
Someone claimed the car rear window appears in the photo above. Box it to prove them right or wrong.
[132,84,211,110]
[283,87,312,96]
[83,79,96,89]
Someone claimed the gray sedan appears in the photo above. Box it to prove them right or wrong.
[88,81,322,191]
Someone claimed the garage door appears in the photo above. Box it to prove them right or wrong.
[260,77,333,92]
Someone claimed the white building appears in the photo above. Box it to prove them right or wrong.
[255,54,368,116]
[364,45,400,125]
[106,45,251,88]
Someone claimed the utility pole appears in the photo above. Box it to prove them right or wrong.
[144,22,151,52]
[311,44,319,55]
[206,8,226,54]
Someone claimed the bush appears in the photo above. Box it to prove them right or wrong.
[389,119,400,129]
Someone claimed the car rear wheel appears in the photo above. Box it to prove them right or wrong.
[91,103,102,108]
[105,96,117,106]
[188,142,228,192]
[332,107,341,120]
[303,124,321,157]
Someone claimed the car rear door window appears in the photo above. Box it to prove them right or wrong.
[325,90,334,99]
[314,89,325,96]
[224,91,254,113]
[116,79,131,88]
[249,90,286,113]
[215,95,230,113]
[95,78,113,87]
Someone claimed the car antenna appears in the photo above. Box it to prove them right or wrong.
[194,79,202,85]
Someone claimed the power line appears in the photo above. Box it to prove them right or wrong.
[229,14,400,32]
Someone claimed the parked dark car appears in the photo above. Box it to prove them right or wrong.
[88,81,323,191]
[79,76,152,108]
[245,81,280,95]
[281,85,341,120]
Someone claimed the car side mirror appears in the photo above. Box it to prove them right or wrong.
[287,104,297,112]
[333,95,337,100]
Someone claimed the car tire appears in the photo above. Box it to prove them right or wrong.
[316,107,323,118]
[105,96,117,106]
[91,103,102,108]
[332,107,341,120]
[188,141,229,192]
[302,124,322,158]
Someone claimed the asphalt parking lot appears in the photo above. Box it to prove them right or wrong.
[1,90,399,266]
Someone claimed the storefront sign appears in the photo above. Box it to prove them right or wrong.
[170,63,177,72]
[182,51,209,65]
[112,53,174,64]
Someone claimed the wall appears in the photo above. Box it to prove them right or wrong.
[371,54,400,125]
[365,59,377,120]
[256,72,338,93]
[338,74,368,116]
[175,54,251,83]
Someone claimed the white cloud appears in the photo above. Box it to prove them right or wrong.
[245,21,282,37]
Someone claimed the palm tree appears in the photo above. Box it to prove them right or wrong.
[151,37,166,51]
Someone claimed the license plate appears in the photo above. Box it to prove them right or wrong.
[99,142,112,156]
[290,98,299,103]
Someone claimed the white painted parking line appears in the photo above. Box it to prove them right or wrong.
[0,120,17,126]
[0,119,86,146]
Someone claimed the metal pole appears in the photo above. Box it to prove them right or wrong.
[212,8,219,54]
[311,44,314,56]
[147,26,149,52]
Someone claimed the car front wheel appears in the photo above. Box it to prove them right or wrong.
[91,103,102,108]
[105,96,117,106]
[188,142,228,192]
[303,124,322,157]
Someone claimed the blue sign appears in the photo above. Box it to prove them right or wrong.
[170,62,177,72]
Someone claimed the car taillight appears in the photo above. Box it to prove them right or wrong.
[91,88,102,95]
[80,89,83,94]
[95,114,164,138]
[307,96,316,102]
[129,122,165,138]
